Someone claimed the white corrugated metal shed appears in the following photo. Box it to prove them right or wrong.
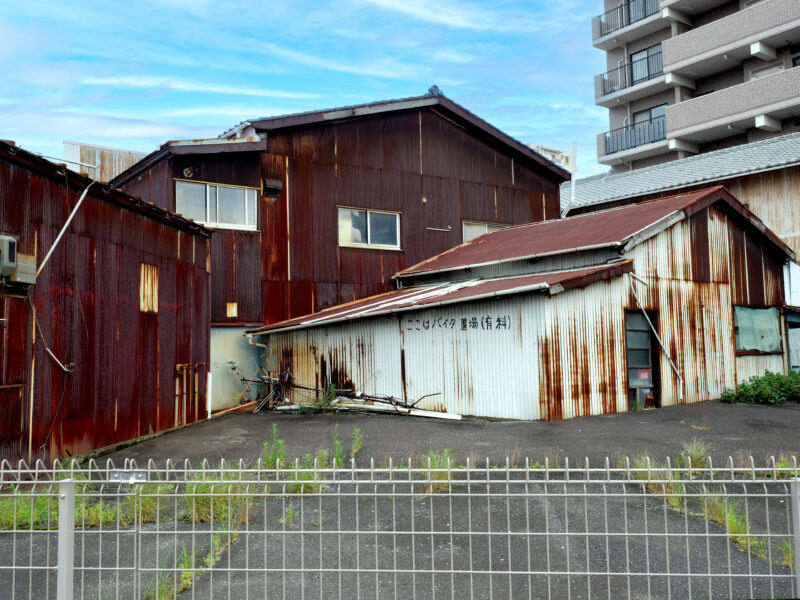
[561,131,800,212]
[255,187,792,420]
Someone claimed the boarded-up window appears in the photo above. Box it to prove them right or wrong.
[734,306,781,353]
[140,264,158,313]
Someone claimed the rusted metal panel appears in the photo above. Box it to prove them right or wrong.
[397,188,719,278]
[689,210,711,283]
[745,233,766,306]
[0,142,210,465]
[253,263,632,334]
[113,104,563,327]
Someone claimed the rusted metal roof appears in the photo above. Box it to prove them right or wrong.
[222,92,570,182]
[1,141,211,237]
[109,137,267,188]
[250,261,633,335]
[395,186,794,279]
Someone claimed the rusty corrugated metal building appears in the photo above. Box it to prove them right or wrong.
[0,140,211,464]
[109,92,570,409]
[250,187,794,420]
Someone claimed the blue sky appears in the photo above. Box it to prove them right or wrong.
[0,0,609,177]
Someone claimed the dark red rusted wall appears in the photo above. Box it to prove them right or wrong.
[0,149,210,465]
[119,108,562,326]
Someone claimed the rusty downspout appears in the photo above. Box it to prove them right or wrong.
[628,273,684,401]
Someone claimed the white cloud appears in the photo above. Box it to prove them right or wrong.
[80,76,320,99]
[158,106,291,118]
[358,0,543,32]
[256,43,422,80]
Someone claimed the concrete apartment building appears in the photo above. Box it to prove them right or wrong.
[592,0,800,173]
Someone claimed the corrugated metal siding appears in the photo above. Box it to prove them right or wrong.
[265,200,787,420]
[121,109,561,326]
[540,279,627,419]
[0,153,210,464]
[736,354,784,384]
[63,142,147,183]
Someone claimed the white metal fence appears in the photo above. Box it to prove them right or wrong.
[0,457,798,599]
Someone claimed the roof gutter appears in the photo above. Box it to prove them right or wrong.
[393,241,623,281]
[250,282,552,337]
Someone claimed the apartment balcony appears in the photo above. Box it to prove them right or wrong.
[659,0,730,16]
[592,0,668,51]
[663,0,800,80]
[595,51,671,107]
[667,65,800,146]
[597,115,669,166]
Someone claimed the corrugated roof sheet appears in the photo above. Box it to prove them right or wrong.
[221,92,569,181]
[396,188,727,278]
[251,262,634,334]
[560,131,800,211]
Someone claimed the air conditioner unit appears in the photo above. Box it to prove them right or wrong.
[11,254,36,285]
[0,235,17,278]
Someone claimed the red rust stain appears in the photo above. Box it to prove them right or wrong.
[539,321,563,421]
[1,146,210,465]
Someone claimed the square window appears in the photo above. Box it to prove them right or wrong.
[734,306,781,353]
[338,208,399,249]
[369,212,398,247]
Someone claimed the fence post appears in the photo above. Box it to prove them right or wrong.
[792,481,800,594]
[57,479,75,600]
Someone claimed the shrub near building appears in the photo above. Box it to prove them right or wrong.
[720,371,800,405]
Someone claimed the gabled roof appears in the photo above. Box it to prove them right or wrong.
[395,186,793,279]
[0,140,211,237]
[223,92,569,181]
[249,261,633,335]
[109,137,267,187]
[560,131,800,212]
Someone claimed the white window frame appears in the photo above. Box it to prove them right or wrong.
[174,179,259,231]
[462,221,509,243]
[337,207,402,250]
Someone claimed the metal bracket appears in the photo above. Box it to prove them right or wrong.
[109,469,147,484]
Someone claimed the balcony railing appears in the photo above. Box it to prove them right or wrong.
[600,51,664,96]
[603,115,666,155]
[594,0,661,37]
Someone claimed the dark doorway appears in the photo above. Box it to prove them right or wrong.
[625,310,661,410]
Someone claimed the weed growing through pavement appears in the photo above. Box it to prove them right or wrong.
[419,445,453,493]
[332,424,345,468]
[350,427,363,460]
[263,422,286,469]
[280,503,295,526]
[782,539,796,571]
[680,438,710,470]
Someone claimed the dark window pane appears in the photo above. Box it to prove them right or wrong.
[175,181,206,222]
[338,209,367,244]
[627,349,651,367]
[625,311,649,330]
[626,330,650,348]
[218,186,246,225]
[369,212,398,246]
